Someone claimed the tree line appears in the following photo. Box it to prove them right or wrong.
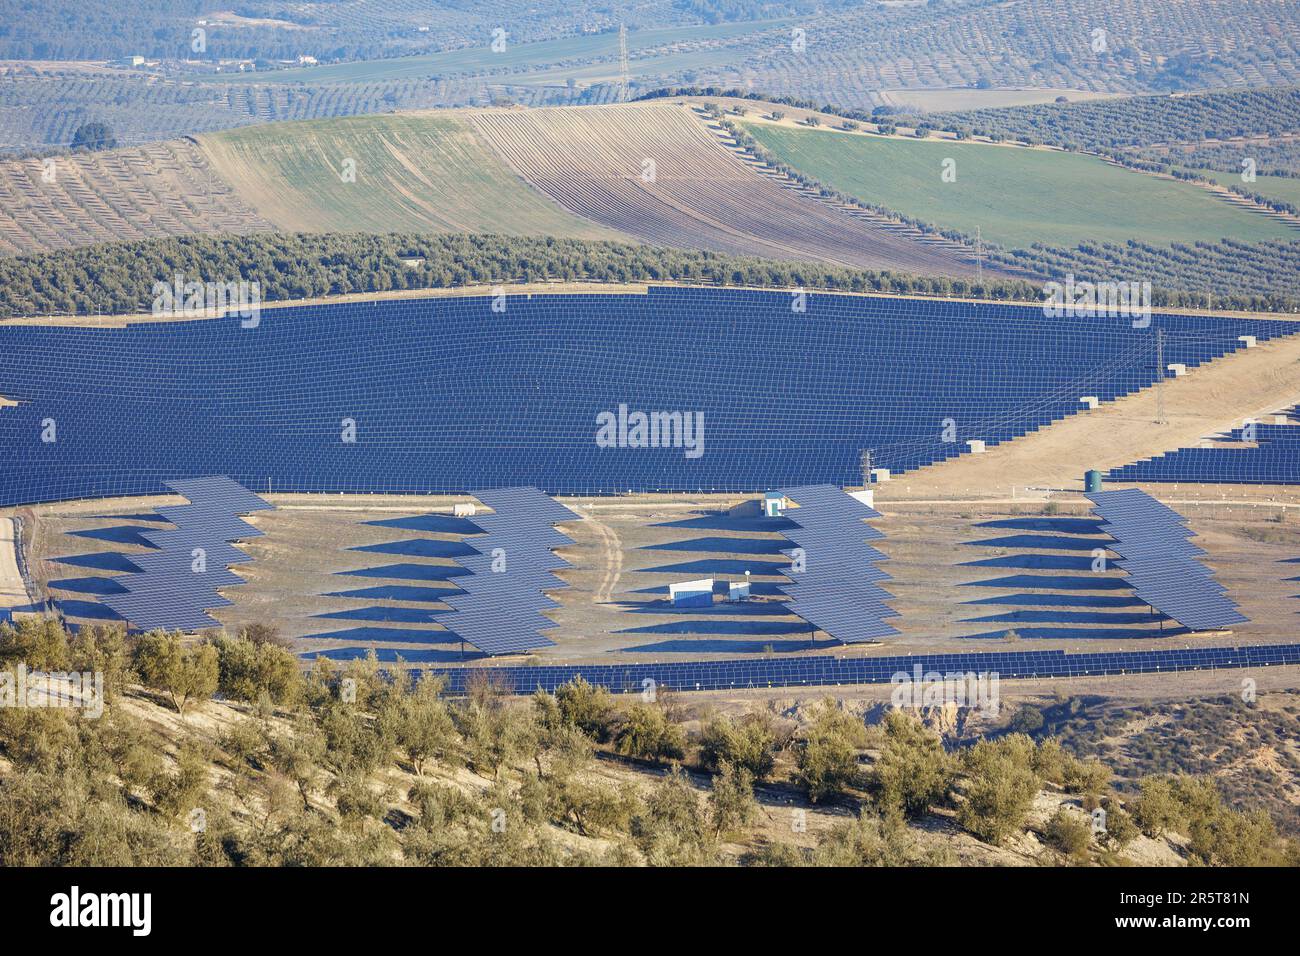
[1,232,1295,319]
[642,84,1300,152]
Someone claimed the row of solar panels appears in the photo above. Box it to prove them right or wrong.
[101,476,272,631]
[437,487,580,656]
[3,287,1295,504]
[309,486,579,657]
[1086,488,1247,631]
[777,484,897,643]
[421,643,1300,695]
[1109,406,1300,484]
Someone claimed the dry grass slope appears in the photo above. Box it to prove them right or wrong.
[197,112,624,239]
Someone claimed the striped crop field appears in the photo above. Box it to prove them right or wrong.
[470,103,982,275]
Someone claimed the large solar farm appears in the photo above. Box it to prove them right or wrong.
[5,0,1300,882]
[5,282,1300,697]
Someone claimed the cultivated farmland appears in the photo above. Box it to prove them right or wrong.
[0,139,272,257]
[471,103,982,275]
[198,113,622,238]
[743,121,1297,249]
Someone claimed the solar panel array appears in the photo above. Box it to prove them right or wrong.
[438,487,580,656]
[777,484,897,642]
[422,643,1300,696]
[2,287,1295,505]
[101,476,272,631]
[1109,407,1300,484]
[1086,488,1247,631]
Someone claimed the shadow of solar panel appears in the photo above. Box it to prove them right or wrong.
[51,551,141,572]
[325,584,462,602]
[310,646,484,663]
[641,536,792,555]
[349,539,480,558]
[315,606,450,623]
[339,563,472,581]
[307,626,460,644]
[365,514,484,534]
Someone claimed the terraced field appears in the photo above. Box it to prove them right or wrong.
[471,103,981,275]
[743,122,1298,249]
[198,113,621,238]
[0,139,272,257]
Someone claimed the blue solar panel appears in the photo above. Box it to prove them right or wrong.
[1110,408,1300,484]
[390,643,1300,695]
[100,476,271,632]
[2,289,1292,504]
[775,484,897,643]
[1086,489,1246,630]
[430,487,580,655]
[164,477,275,514]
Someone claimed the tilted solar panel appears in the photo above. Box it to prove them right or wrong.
[773,484,897,644]
[355,486,581,657]
[1086,489,1246,630]
[99,476,272,632]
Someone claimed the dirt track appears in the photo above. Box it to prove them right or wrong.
[0,516,27,610]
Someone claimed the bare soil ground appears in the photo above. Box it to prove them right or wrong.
[0,515,25,608]
[18,490,1300,675]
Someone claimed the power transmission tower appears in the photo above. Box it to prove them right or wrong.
[618,24,629,103]
[975,225,982,286]
[860,448,874,486]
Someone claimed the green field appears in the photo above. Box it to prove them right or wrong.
[200,114,621,239]
[205,21,788,86]
[744,123,1297,249]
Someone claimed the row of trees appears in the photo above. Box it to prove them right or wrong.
[0,232,1047,319]
[719,118,1300,310]
[1135,140,1300,177]
[2,231,1295,319]
[645,85,1300,152]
